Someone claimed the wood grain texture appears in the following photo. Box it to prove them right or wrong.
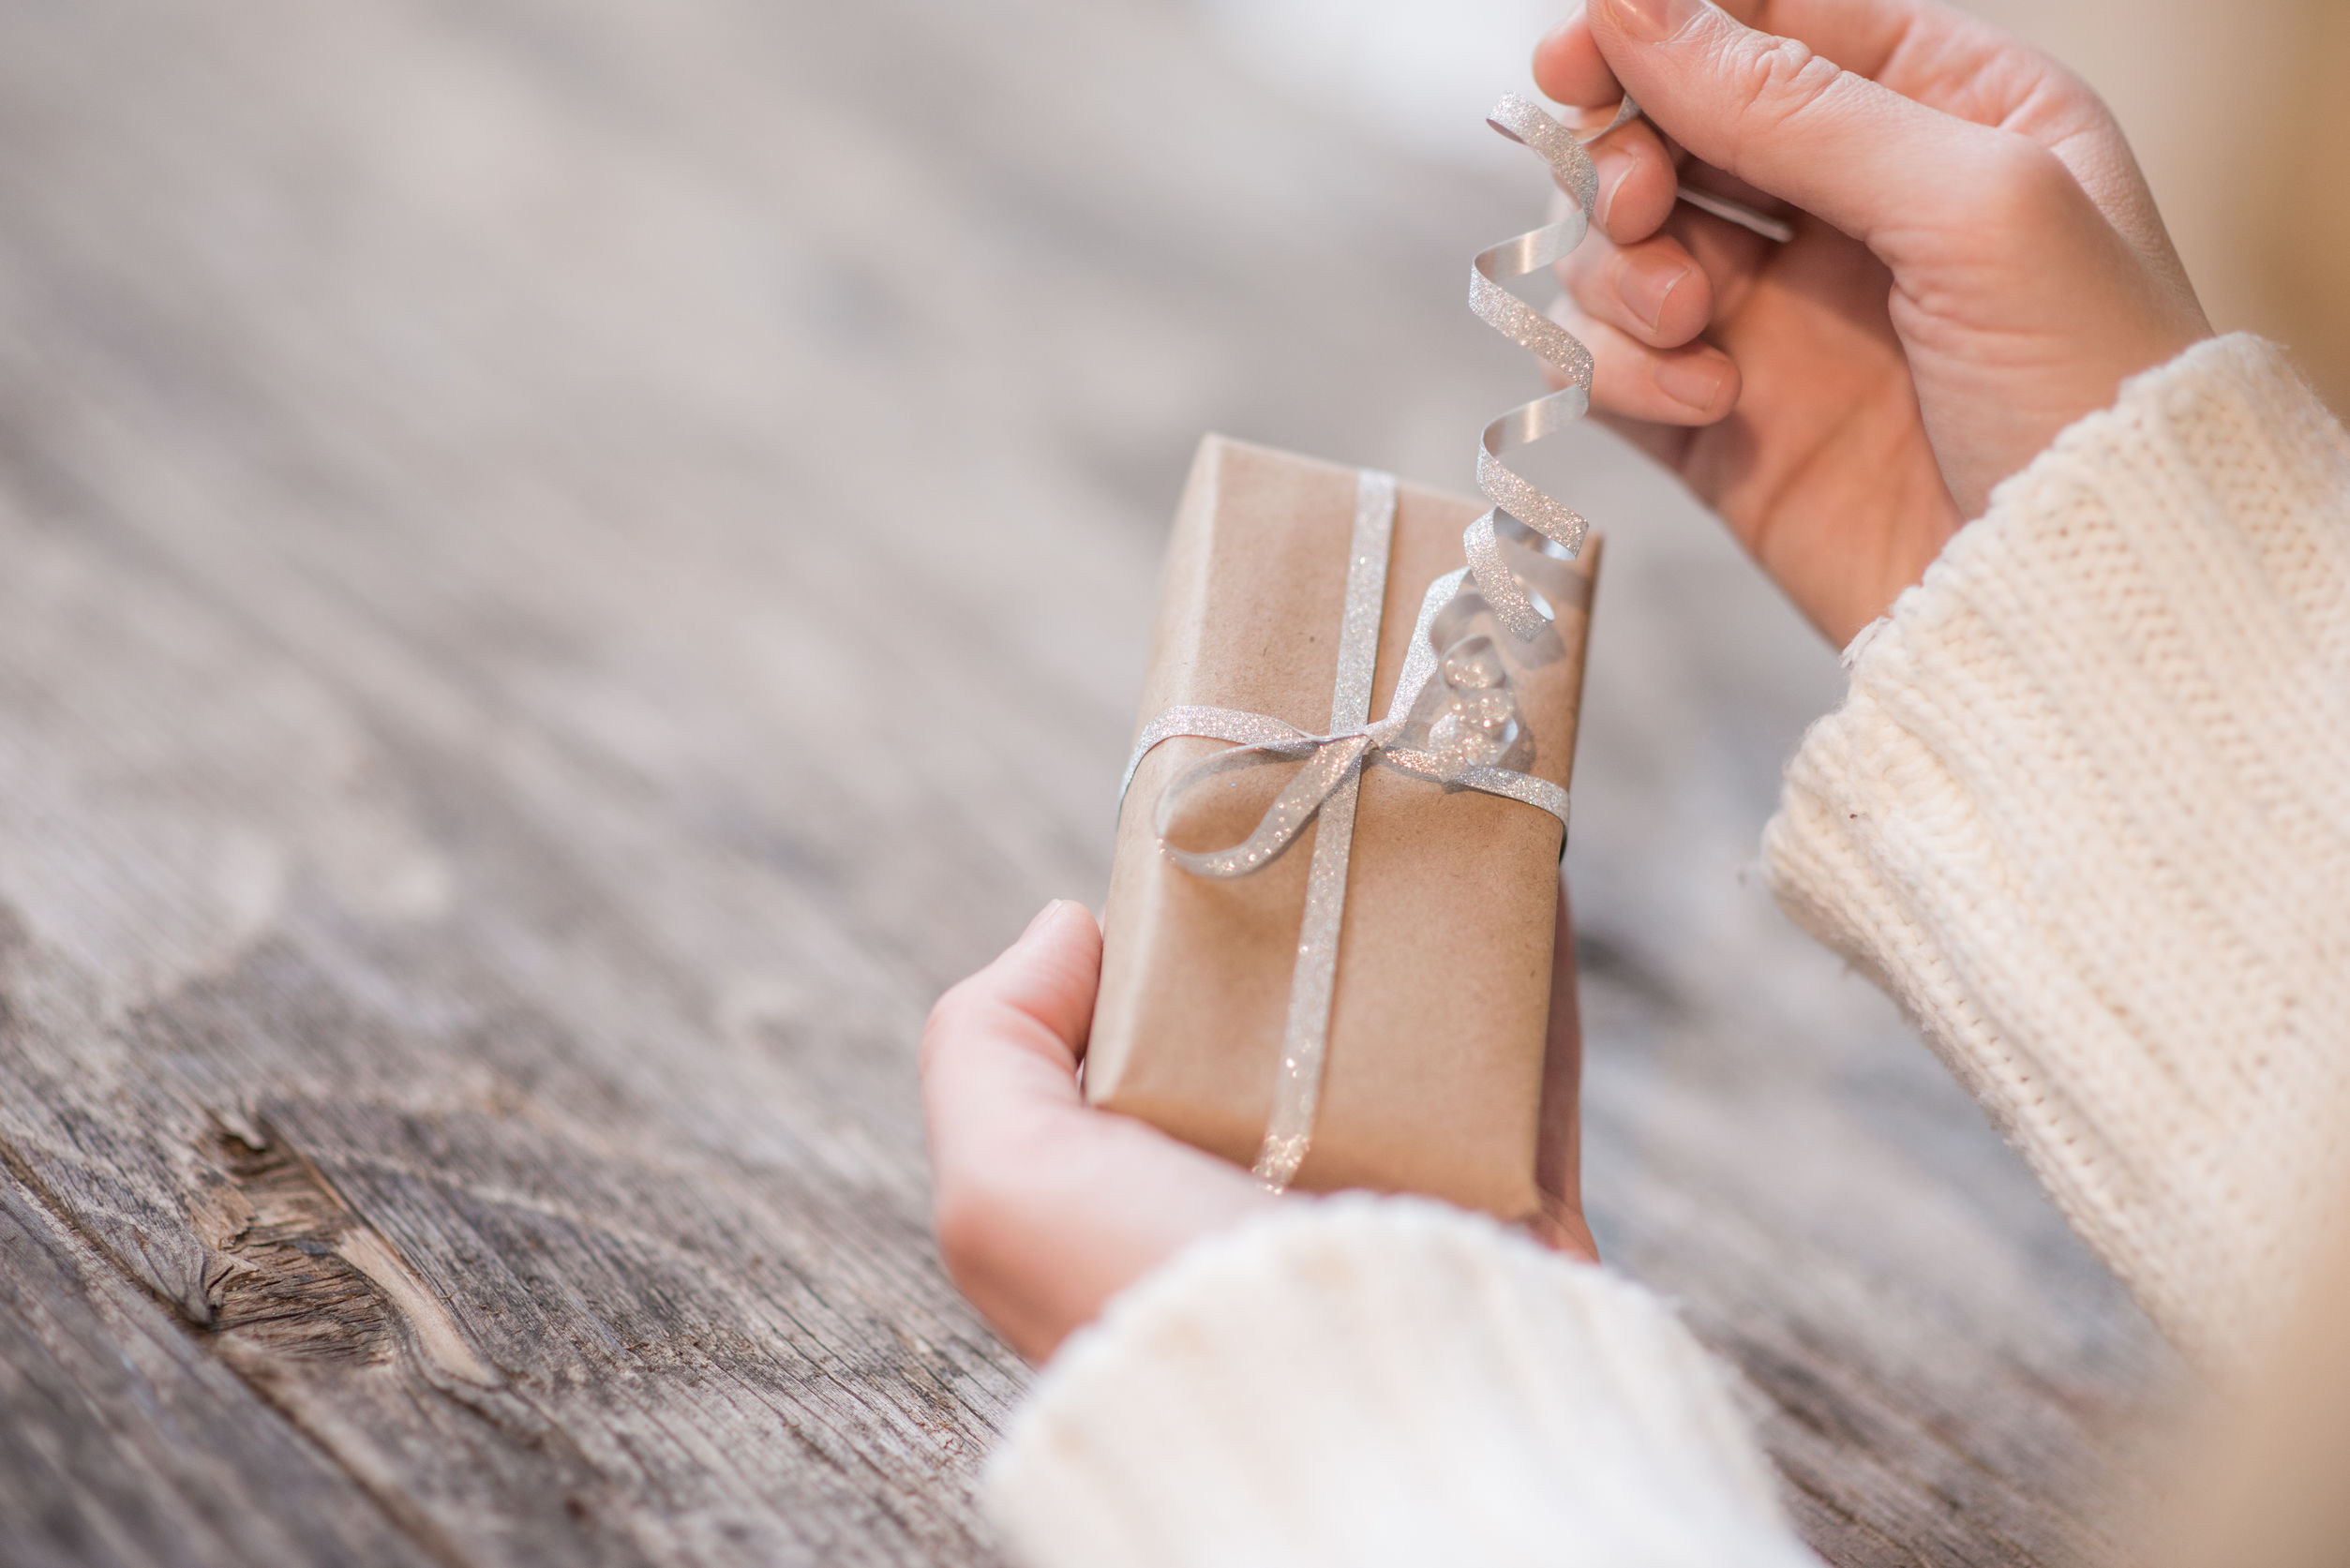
[0,1,2170,1564]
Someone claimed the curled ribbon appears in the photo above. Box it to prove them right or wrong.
[1464,92,1634,639]
[1118,97,1610,1190]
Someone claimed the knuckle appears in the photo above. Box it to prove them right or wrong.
[1727,36,1843,135]
[1966,136,2083,226]
[2043,59,2115,123]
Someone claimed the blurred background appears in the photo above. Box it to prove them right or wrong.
[0,0,2339,1561]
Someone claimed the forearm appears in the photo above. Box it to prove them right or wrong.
[1765,334,2350,1365]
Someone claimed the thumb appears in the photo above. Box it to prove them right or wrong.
[1588,0,2007,246]
[921,901,1102,1083]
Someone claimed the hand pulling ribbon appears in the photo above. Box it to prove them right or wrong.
[1117,96,1610,1190]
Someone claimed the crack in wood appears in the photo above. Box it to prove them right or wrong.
[199,1130,396,1365]
[0,1121,488,1568]
[193,1123,500,1387]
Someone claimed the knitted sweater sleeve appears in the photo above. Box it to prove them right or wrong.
[987,1197,1821,1568]
[1765,333,2350,1364]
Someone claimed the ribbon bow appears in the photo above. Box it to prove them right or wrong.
[1118,472,1589,1188]
[1117,97,1610,1189]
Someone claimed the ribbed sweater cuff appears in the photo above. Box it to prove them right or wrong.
[1765,334,2350,1365]
[986,1196,1816,1568]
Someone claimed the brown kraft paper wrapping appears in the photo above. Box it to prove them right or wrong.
[1089,433,1600,1220]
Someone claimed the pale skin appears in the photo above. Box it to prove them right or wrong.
[1540,0,2209,646]
[923,0,2211,1362]
[921,893,1592,1363]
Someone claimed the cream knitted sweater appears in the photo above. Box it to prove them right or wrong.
[987,336,2350,1567]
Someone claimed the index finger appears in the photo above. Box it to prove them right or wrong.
[1541,0,2060,121]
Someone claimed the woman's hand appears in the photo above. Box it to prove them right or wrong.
[920,902,1270,1363]
[1534,0,2210,645]
[921,893,1595,1362]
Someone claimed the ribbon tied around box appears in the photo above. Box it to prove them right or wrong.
[1116,96,1609,1190]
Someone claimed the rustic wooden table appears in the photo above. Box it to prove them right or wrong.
[0,2,2171,1564]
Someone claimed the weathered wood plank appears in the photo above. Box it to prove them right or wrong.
[0,0,2168,1564]
[0,1158,440,1568]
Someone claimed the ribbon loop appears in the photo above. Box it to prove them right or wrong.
[1156,733,1370,880]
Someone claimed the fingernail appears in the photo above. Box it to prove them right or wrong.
[1622,259,1687,332]
[1656,352,1729,412]
[1595,152,1636,227]
[1021,900,1071,942]
[1603,0,1700,42]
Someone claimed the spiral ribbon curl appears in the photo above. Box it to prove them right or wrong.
[1465,92,1635,637]
[1117,97,1610,1190]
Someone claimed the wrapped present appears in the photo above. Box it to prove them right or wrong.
[1086,94,1620,1220]
[1088,434,1598,1218]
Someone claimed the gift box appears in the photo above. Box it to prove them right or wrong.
[1089,433,1599,1220]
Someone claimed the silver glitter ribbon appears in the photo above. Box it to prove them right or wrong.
[1116,97,1612,1191]
[1465,92,1634,639]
